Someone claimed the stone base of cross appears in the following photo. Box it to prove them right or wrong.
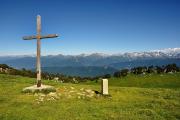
[23,15,58,87]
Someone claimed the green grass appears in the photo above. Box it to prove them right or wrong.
[0,73,180,120]
[85,73,180,88]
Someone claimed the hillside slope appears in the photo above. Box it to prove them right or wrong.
[0,73,180,120]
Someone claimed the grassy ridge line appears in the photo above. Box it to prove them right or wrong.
[0,74,180,120]
[84,73,180,88]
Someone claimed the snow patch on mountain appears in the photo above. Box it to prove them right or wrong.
[1,48,180,58]
[152,48,180,53]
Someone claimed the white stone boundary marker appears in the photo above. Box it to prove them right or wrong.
[101,79,108,95]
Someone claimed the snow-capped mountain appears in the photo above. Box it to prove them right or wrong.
[152,48,180,53]
[1,48,179,59]
[0,48,179,76]
[152,48,180,57]
[123,48,180,58]
[73,48,180,59]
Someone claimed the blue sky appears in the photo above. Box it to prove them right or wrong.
[0,0,179,55]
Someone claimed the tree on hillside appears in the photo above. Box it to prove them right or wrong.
[0,64,11,69]
[131,67,146,75]
[164,63,179,73]
[113,69,129,78]
[114,71,121,77]
[147,66,155,73]
[120,69,129,77]
[156,66,164,74]
[103,74,111,78]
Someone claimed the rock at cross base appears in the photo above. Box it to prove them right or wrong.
[22,84,56,94]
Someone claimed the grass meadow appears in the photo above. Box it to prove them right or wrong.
[0,73,180,120]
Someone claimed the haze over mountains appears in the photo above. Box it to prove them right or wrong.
[0,48,180,77]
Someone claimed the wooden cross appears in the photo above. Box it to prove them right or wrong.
[23,15,58,87]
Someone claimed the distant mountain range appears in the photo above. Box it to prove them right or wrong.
[0,48,180,77]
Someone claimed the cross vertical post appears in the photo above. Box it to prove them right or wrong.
[22,15,59,88]
[37,15,41,87]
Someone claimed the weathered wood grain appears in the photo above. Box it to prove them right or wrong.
[22,15,58,87]
[23,34,58,40]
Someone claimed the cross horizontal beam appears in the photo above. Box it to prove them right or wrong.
[23,34,58,40]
